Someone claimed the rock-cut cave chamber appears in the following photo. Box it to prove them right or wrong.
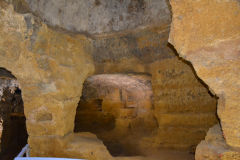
[0,0,239,160]
[74,72,218,159]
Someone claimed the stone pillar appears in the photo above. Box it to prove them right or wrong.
[0,1,95,157]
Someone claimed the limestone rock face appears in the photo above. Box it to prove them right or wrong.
[195,124,228,160]
[0,1,95,158]
[0,0,95,135]
[169,0,240,56]
[169,0,240,158]
[0,0,219,159]
[195,124,240,160]
[24,0,170,34]
[88,25,217,154]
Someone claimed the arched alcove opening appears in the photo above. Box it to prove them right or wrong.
[0,68,28,160]
[74,68,218,159]
[74,73,157,156]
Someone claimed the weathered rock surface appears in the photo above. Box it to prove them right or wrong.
[75,72,217,156]
[29,132,114,160]
[0,0,220,159]
[195,124,240,160]
[195,124,228,160]
[24,0,170,34]
[75,74,156,156]
[169,0,240,159]
[88,24,218,153]
[0,1,95,158]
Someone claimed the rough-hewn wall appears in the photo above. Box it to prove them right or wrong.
[24,0,170,34]
[0,0,219,159]
[88,26,217,153]
[169,0,240,159]
[74,74,155,156]
[149,57,217,152]
[0,1,96,158]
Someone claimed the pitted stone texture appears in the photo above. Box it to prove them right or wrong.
[186,39,240,149]
[75,57,217,154]
[0,0,95,138]
[77,21,217,154]
[169,0,240,147]
[195,124,240,160]
[169,0,240,155]
[195,124,228,160]
[25,0,170,34]
[169,0,240,55]
[0,0,218,158]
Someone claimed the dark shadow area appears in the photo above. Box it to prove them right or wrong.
[0,68,16,79]
[0,68,28,160]
[74,98,116,133]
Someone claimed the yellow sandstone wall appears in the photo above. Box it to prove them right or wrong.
[169,0,240,159]
[0,0,220,159]
[75,25,218,155]
[0,1,99,158]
